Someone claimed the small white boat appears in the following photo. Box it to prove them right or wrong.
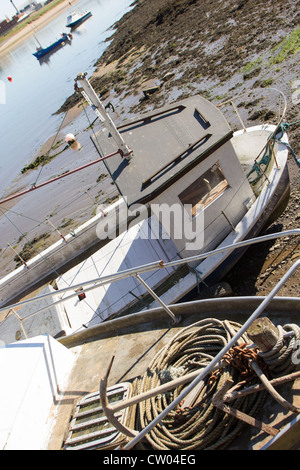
[66,10,92,29]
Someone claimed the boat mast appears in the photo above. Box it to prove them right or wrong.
[30,23,42,48]
[75,73,133,161]
[10,0,20,15]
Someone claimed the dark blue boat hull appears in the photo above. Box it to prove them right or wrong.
[33,35,70,59]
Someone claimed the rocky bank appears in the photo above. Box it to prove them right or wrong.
[56,0,300,297]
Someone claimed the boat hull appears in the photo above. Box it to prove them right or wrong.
[201,160,290,288]
[66,11,92,28]
[33,35,70,58]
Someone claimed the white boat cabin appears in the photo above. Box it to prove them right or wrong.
[92,96,254,258]
[51,95,260,331]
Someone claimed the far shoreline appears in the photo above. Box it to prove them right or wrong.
[0,0,81,56]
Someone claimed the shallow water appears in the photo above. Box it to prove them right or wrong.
[0,106,120,277]
[0,0,133,197]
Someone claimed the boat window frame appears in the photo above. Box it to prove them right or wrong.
[178,162,229,217]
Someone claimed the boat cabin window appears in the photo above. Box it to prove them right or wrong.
[179,163,229,217]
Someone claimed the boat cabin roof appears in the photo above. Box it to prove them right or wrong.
[91,96,232,208]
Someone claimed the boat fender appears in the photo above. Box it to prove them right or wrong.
[65,133,81,151]
[65,133,75,144]
[76,287,86,301]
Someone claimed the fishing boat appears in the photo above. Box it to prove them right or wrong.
[66,10,92,29]
[54,75,292,330]
[33,33,72,59]
[0,73,295,324]
[1,256,300,450]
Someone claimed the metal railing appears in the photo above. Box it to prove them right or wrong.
[122,257,300,449]
[0,229,299,336]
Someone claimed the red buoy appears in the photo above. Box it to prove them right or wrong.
[7,76,12,82]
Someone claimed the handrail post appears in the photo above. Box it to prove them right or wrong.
[11,308,28,339]
[75,73,133,160]
[136,274,181,325]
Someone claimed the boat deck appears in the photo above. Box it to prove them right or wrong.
[47,297,300,450]
[92,96,233,207]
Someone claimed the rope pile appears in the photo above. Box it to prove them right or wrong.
[135,318,300,450]
[135,318,267,450]
[258,323,300,377]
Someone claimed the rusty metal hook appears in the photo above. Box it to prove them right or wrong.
[99,356,138,438]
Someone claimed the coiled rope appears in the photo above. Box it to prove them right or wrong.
[135,318,300,450]
[259,323,300,377]
[135,318,266,450]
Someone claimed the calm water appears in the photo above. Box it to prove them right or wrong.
[0,0,133,197]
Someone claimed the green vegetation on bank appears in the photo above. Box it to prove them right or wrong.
[14,232,51,267]
[21,153,54,173]
[241,26,300,77]
[21,139,67,173]
[14,218,74,267]
[0,0,67,46]
[269,26,300,65]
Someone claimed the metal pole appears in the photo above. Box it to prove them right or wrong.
[47,219,66,242]
[11,309,28,339]
[136,274,180,324]
[75,73,132,160]
[0,230,299,319]
[231,100,247,132]
[221,210,235,231]
[122,259,300,449]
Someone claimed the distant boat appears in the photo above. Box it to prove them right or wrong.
[66,10,92,29]
[33,33,72,59]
